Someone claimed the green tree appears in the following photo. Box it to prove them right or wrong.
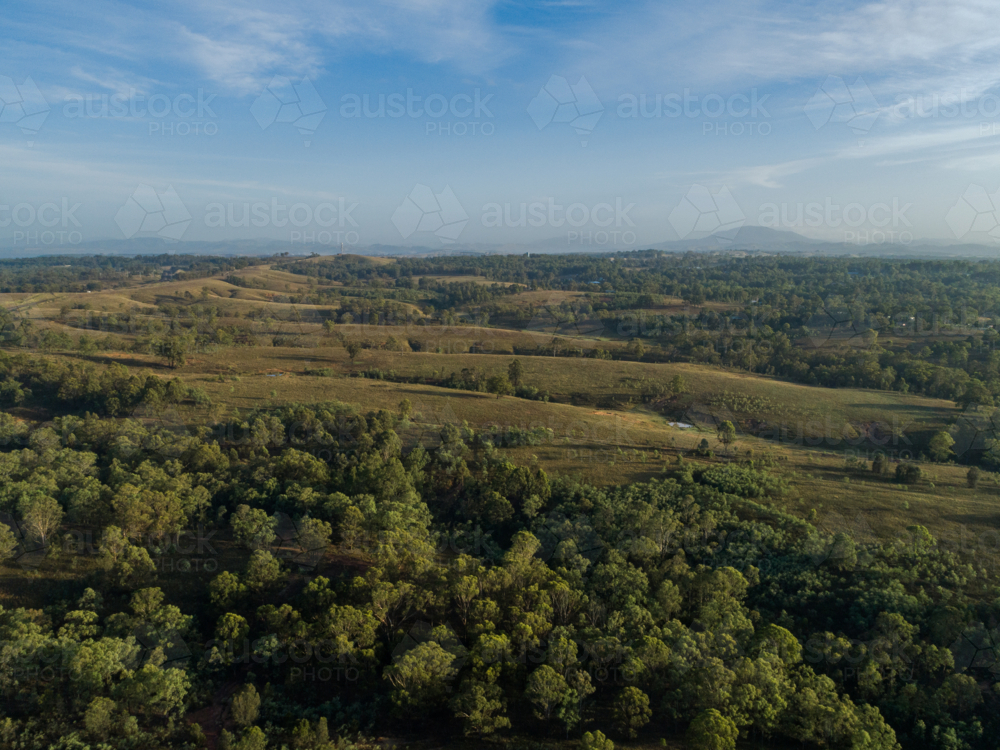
[716,421,737,454]
[295,517,332,559]
[115,662,190,718]
[340,505,364,550]
[210,571,248,609]
[687,709,739,750]
[98,525,146,578]
[628,340,647,360]
[871,453,889,475]
[612,686,651,739]
[292,719,314,749]
[235,726,268,750]
[581,731,614,750]
[84,696,117,740]
[895,463,922,484]
[345,340,362,363]
[210,613,250,666]
[231,684,261,727]
[315,717,329,746]
[18,493,63,546]
[486,374,513,399]
[190,723,208,747]
[0,522,17,560]
[508,359,525,388]
[231,505,277,550]
[753,623,803,666]
[384,641,461,713]
[105,538,156,588]
[525,665,569,721]
[451,679,511,736]
[928,431,955,462]
[556,668,595,736]
[157,338,188,368]
[244,550,284,593]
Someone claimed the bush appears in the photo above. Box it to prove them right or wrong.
[872,453,889,475]
[581,731,614,750]
[699,464,789,498]
[895,463,923,485]
[189,388,211,406]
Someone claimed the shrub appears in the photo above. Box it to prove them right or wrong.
[581,731,614,750]
[699,464,789,498]
[895,463,922,485]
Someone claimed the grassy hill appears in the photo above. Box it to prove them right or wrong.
[3,261,992,546]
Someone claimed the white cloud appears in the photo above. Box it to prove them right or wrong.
[574,0,1000,99]
[727,158,828,189]
[167,0,512,92]
[68,65,161,98]
[5,0,512,96]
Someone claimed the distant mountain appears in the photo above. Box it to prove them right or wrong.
[0,229,996,260]
[648,226,1000,258]
[649,225,821,251]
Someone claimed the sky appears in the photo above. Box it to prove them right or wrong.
[3,0,1000,254]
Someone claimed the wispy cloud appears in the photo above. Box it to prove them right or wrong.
[574,0,1000,98]
[727,158,828,189]
[68,65,161,98]
[167,0,512,92]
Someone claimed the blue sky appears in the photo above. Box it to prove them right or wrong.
[3,0,1000,252]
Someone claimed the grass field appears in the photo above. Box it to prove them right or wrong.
[2,260,994,549]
